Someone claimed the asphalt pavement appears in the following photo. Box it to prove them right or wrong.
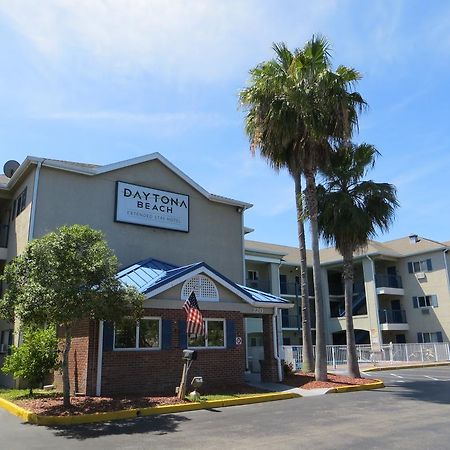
[2,366,450,450]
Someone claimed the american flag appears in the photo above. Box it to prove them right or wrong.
[183,291,205,336]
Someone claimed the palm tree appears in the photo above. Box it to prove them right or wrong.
[240,36,366,380]
[240,44,314,372]
[316,143,398,378]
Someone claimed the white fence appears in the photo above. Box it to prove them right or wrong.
[283,343,450,370]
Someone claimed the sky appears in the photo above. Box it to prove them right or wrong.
[0,0,450,248]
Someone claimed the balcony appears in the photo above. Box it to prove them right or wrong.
[379,309,409,331]
[280,281,314,297]
[375,274,404,296]
[281,311,316,330]
[245,279,271,293]
[0,224,8,260]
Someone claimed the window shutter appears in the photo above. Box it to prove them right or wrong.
[226,320,236,349]
[436,331,443,343]
[408,262,413,273]
[161,319,172,349]
[178,320,187,349]
[431,295,439,307]
[103,321,114,351]
[413,296,418,308]
[417,333,423,343]
[426,259,433,271]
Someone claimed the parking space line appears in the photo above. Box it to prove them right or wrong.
[424,375,441,381]
[390,373,404,378]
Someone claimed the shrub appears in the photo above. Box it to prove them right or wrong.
[2,326,59,395]
[283,361,294,377]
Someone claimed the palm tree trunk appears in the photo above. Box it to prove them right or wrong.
[304,167,327,381]
[294,172,314,373]
[62,325,72,408]
[343,249,361,378]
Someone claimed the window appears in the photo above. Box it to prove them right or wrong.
[247,270,259,281]
[181,275,219,301]
[14,188,27,218]
[188,319,225,348]
[413,295,438,308]
[417,332,443,343]
[408,259,432,273]
[114,317,161,350]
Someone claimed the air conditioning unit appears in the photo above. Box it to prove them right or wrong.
[0,344,7,353]
[416,272,426,280]
[421,308,430,315]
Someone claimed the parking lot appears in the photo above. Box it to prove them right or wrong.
[1,366,450,450]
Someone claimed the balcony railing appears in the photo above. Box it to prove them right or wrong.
[280,281,314,297]
[379,309,407,324]
[375,273,403,289]
[245,279,271,293]
[0,224,8,248]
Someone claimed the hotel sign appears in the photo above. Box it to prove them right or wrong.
[115,181,189,232]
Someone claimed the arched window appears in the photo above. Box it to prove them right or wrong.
[181,275,219,302]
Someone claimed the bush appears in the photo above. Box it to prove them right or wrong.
[2,326,59,394]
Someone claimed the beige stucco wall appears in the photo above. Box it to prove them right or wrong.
[33,161,244,283]
[399,250,450,341]
[6,167,36,261]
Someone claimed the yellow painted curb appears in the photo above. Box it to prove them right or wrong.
[329,380,384,393]
[0,397,34,422]
[0,392,300,427]
[363,362,450,373]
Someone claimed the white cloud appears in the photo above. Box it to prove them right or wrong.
[0,0,339,82]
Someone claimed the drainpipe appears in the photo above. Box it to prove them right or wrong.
[28,160,43,241]
[95,321,104,396]
[366,255,383,346]
[272,307,283,381]
[443,250,450,292]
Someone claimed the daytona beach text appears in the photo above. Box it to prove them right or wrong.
[124,187,188,213]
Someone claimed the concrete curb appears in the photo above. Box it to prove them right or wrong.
[363,362,450,373]
[328,379,385,393]
[0,392,300,426]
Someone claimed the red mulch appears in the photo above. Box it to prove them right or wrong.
[16,395,187,416]
[14,384,266,416]
[283,371,374,390]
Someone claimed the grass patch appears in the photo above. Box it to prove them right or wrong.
[194,393,264,402]
[0,388,60,401]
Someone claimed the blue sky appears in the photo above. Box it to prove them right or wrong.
[0,1,449,247]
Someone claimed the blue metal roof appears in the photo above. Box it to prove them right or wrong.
[118,257,290,306]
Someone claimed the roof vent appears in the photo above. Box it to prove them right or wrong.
[3,160,20,178]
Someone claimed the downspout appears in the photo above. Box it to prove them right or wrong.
[272,307,283,381]
[366,255,383,346]
[28,160,43,241]
[95,321,104,396]
[443,250,450,292]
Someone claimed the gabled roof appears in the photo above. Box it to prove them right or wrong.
[0,153,252,209]
[117,257,291,308]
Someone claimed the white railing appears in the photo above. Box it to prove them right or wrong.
[283,342,450,370]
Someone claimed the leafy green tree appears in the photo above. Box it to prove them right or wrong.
[240,36,366,380]
[317,143,398,377]
[2,326,59,395]
[0,224,144,407]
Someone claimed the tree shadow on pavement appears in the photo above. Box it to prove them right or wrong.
[371,380,450,405]
[44,414,191,440]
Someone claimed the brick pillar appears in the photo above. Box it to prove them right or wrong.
[261,314,279,382]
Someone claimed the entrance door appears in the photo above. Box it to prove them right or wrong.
[396,334,406,344]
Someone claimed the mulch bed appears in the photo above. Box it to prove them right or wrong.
[283,371,374,390]
[14,384,266,416]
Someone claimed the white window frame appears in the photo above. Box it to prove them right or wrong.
[113,316,162,351]
[188,318,226,350]
[417,295,437,308]
[411,260,431,273]
[419,332,441,343]
[247,270,259,281]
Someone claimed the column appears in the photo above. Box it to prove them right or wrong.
[260,314,278,382]
[269,263,281,296]
[362,257,383,348]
